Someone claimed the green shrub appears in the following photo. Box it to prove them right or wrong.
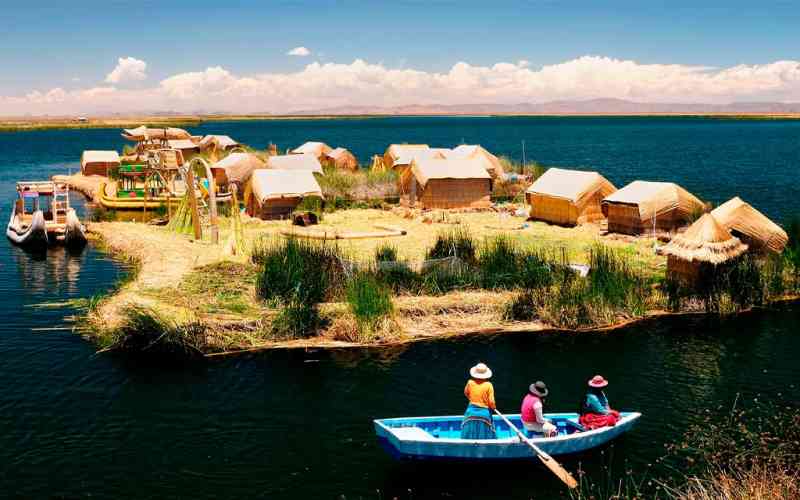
[478,235,519,289]
[503,290,538,321]
[252,237,344,304]
[421,261,476,295]
[426,227,476,263]
[269,301,320,339]
[377,262,422,294]
[375,244,398,263]
[346,272,394,334]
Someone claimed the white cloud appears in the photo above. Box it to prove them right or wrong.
[287,46,311,57]
[2,56,800,115]
[105,57,147,84]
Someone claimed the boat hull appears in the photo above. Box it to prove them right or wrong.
[98,182,183,210]
[7,209,48,250]
[63,208,87,248]
[374,412,641,461]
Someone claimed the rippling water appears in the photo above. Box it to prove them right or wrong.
[0,118,798,499]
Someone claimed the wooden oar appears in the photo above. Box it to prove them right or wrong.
[494,409,578,489]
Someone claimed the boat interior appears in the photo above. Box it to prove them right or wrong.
[383,415,586,439]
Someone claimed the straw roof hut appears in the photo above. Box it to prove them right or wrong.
[291,141,333,160]
[167,139,200,158]
[449,145,505,179]
[323,147,359,170]
[211,152,266,189]
[384,144,430,173]
[711,197,788,254]
[602,181,706,235]
[266,153,323,173]
[198,135,240,151]
[403,157,492,209]
[121,126,191,142]
[662,213,748,285]
[245,169,323,220]
[81,150,120,176]
[525,168,617,226]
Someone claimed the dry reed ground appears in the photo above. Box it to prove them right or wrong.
[86,208,666,352]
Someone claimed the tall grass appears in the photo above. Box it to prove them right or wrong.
[107,305,206,358]
[425,227,477,263]
[345,272,394,340]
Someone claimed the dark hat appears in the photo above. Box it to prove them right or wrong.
[529,381,549,397]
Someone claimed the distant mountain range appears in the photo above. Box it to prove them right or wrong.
[291,98,800,116]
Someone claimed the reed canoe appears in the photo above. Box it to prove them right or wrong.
[374,411,641,461]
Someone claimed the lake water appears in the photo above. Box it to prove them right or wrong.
[0,117,798,499]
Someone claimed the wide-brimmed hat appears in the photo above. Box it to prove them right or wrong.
[588,375,609,388]
[529,381,549,397]
[470,362,492,380]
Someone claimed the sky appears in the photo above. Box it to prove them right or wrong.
[1,0,799,115]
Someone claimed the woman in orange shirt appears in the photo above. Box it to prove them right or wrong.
[460,362,497,439]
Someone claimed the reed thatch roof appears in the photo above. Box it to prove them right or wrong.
[212,153,266,185]
[198,135,240,150]
[167,139,199,151]
[291,141,332,157]
[266,153,323,173]
[602,181,705,219]
[448,145,505,178]
[527,168,616,203]
[411,157,491,188]
[711,197,788,254]
[392,148,447,168]
[121,126,191,141]
[324,147,359,170]
[81,150,120,168]
[662,213,748,264]
[251,169,323,204]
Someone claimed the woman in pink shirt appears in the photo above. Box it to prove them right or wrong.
[520,381,557,437]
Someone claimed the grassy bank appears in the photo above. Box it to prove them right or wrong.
[79,207,800,357]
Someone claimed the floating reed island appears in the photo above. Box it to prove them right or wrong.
[59,126,800,358]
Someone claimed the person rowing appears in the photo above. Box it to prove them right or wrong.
[520,381,557,437]
[578,375,620,430]
[460,362,496,439]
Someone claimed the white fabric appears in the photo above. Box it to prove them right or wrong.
[81,150,120,168]
[523,420,557,437]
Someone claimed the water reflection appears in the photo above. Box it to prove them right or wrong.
[11,244,86,295]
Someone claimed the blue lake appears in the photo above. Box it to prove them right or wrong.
[0,117,798,499]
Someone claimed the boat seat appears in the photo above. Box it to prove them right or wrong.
[390,426,435,441]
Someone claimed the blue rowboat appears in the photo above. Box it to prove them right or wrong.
[374,412,641,461]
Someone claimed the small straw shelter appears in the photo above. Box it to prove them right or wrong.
[602,181,706,235]
[245,169,323,220]
[403,157,492,209]
[448,145,505,179]
[662,213,748,286]
[384,144,430,173]
[291,141,333,160]
[198,135,240,151]
[711,197,788,254]
[80,150,120,176]
[323,147,359,170]
[211,152,266,190]
[526,168,617,226]
[266,153,323,173]
[167,139,200,159]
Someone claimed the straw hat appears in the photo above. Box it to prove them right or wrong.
[529,381,549,397]
[588,375,608,388]
[469,362,492,380]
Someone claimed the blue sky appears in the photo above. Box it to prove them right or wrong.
[2,1,799,114]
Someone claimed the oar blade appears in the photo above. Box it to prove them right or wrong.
[538,455,578,489]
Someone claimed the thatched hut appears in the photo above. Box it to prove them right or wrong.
[266,153,323,173]
[710,197,788,254]
[662,213,748,286]
[384,144,430,173]
[211,153,266,192]
[198,135,240,151]
[525,168,617,226]
[402,157,492,209]
[602,181,706,235]
[167,139,200,160]
[448,145,505,179]
[81,150,120,176]
[245,169,323,220]
[291,141,332,160]
[323,147,359,170]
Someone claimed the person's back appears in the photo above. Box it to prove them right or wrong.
[460,363,497,439]
[520,381,556,437]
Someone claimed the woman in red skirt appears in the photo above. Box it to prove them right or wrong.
[578,375,620,430]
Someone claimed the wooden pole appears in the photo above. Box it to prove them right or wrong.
[196,158,219,244]
[185,166,202,240]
